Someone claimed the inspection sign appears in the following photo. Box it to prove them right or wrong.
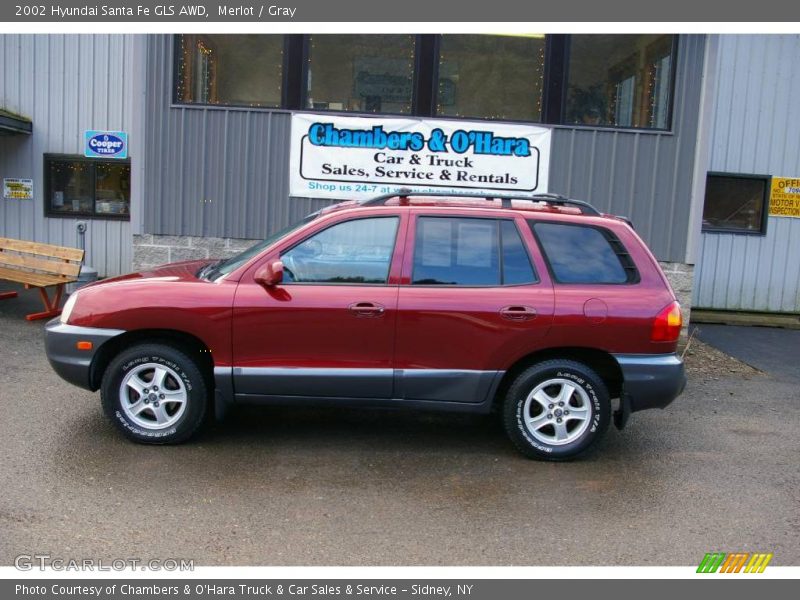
[3,178,33,199]
[769,177,800,218]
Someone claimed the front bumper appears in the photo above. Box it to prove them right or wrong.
[613,353,687,415]
[44,319,125,390]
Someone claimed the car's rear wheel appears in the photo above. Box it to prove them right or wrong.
[503,359,610,460]
[100,343,207,444]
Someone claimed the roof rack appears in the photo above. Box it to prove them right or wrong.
[359,189,602,216]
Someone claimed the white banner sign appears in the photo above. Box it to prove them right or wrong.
[289,114,551,200]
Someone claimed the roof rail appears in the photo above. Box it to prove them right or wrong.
[359,189,602,216]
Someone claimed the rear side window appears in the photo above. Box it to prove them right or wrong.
[532,222,636,284]
[413,217,536,286]
[501,220,537,285]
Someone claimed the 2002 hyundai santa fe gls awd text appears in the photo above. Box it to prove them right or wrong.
[45,192,686,460]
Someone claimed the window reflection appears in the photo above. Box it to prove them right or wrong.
[702,174,768,234]
[437,35,545,121]
[306,35,415,114]
[176,34,283,107]
[46,158,130,219]
[566,35,674,129]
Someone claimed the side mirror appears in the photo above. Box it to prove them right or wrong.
[254,260,284,287]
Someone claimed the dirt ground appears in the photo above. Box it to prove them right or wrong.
[681,336,762,379]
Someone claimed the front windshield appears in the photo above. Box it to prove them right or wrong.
[203,214,317,280]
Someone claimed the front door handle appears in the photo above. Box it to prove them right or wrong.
[348,302,386,317]
[499,305,537,321]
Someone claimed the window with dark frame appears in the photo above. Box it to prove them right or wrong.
[172,34,678,132]
[45,156,131,220]
[175,34,284,108]
[565,35,675,129]
[702,173,770,235]
[306,34,416,114]
[436,35,546,121]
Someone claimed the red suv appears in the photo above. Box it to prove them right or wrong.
[45,192,685,460]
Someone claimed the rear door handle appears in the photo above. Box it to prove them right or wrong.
[499,305,537,321]
[348,302,386,317]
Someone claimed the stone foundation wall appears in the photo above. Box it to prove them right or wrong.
[134,234,694,333]
[659,261,694,335]
[132,234,261,271]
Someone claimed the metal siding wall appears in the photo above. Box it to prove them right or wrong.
[144,35,706,263]
[0,34,136,278]
[143,36,314,241]
[694,35,800,312]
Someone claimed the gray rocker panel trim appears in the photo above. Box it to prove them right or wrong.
[233,367,394,398]
[225,367,503,405]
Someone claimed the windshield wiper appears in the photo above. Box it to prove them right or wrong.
[197,260,222,280]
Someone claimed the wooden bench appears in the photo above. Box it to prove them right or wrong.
[0,237,84,321]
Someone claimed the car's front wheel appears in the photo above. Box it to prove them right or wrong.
[503,359,610,460]
[100,343,208,444]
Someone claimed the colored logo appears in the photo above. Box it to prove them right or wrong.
[84,130,128,159]
[697,552,773,573]
[307,122,532,157]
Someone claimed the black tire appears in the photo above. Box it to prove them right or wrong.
[100,343,208,444]
[503,359,610,460]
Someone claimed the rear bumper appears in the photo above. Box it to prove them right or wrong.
[612,353,686,413]
[44,319,125,390]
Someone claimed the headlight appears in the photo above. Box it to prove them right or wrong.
[60,291,79,324]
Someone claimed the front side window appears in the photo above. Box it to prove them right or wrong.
[204,216,317,281]
[702,173,769,234]
[281,217,399,284]
[437,35,545,121]
[306,35,415,114]
[45,156,130,219]
[533,222,632,284]
[413,217,536,286]
[175,34,284,108]
[565,35,675,129]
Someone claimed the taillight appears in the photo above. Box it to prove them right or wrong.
[651,301,682,342]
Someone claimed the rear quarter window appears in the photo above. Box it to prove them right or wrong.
[531,221,637,284]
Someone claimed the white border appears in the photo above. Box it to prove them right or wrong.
[1,19,798,578]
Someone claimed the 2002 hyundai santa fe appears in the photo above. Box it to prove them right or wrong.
[45,192,686,460]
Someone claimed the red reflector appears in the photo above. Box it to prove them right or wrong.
[651,301,682,342]
[76,341,93,351]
